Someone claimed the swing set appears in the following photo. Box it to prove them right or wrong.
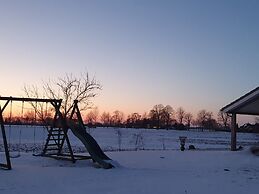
[0,96,113,170]
[6,100,32,158]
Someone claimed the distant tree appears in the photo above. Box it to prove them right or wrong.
[196,109,212,124]
[176,107,185,124]
[142,112,148,120]
[100,112,111,126]
[141,112,150,128]
[85,107,99,125]
[111,110,124,126]
[127,113,142,128]
[131,113,141,123]
[196,109,217,128]
[149,104,164,129]
[184,112,193,128]
[255,117,259,124]
[161,105,174,129]
[217,111,231,129]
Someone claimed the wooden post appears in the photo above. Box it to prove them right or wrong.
[231,113,237,151]
[0,107,12,169]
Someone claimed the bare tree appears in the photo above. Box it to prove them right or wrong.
[100,112,111,126]
[176,107,185,124]
[24,72,101,119]
[196,109,212,123]
[142,112,148,119]
[85,107,99,124]
[149,104,164,128]
[196,109,217,129]
[184,112,193,128]
[111,110,124,126]
[217,111,231,128]
[127,113,141,128]
[130,113,141,123]
[161,105,174,129]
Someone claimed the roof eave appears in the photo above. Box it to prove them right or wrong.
[221,87,259,114]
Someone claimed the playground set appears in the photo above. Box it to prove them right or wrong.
[0,96,113,170]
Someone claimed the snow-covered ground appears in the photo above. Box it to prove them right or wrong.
[1,126,259,194]
[1,150,259,194]
[1,125,259,152]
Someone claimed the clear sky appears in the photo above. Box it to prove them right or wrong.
[0,0,259,122]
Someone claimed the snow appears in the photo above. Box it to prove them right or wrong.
[2,126,259,152]
[1,126,259,194]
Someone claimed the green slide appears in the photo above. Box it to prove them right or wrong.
[68,122,114,169]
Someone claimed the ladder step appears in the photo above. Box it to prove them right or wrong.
[46,148,60,151]
[50,136,64,139]
[52,129,63,131]
[47,143,60,146]
[43,153,61,156]
[51,131,63,133]
[49,139,62,142]
[50,132,64,134]
[49,133,65,136]
[46,145,61,149]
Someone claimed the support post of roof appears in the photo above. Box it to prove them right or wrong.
[231,113,237,151]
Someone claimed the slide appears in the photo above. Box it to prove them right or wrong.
[68,121,114,169]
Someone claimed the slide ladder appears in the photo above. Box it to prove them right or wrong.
[43,127,65,155]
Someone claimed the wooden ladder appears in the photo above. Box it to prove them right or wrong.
[42,127,65,155]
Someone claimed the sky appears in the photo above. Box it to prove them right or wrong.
[0,0,259,123]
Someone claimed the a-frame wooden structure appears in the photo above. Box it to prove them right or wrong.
[41,100,90,161]
[40,99,75,162]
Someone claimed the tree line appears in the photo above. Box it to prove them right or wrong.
[3,72,257,133]
[84,104,232,131]
[5,104,259,133]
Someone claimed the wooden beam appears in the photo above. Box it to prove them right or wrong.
[0,96,62,103]
[1,100,10,112]
[231,113,237,151]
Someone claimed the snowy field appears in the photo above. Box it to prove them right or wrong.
[1,126,259,194]
[1,125,259,152]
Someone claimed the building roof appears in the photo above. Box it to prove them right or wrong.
[221,87,259,115]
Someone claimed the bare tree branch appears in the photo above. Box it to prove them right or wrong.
[23,72,101,119]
